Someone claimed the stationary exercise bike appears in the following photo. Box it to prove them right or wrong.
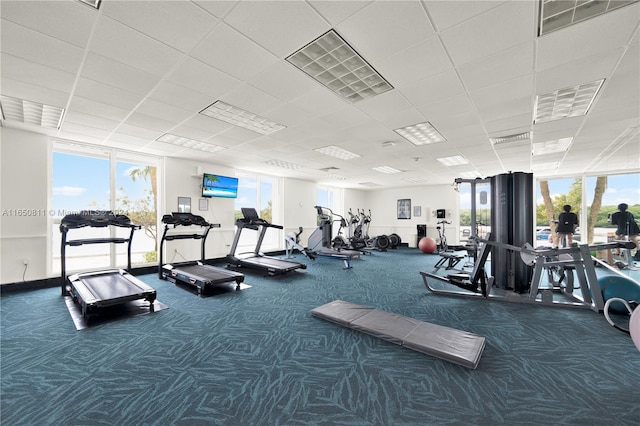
[436,220,451,253]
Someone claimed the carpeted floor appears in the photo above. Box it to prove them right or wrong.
[1,248,639,425]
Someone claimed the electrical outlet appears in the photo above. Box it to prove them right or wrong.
[22,258,29,266]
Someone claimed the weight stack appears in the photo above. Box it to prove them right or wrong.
[490,172,533,292]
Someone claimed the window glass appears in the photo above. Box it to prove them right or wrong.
[52,151,110,274]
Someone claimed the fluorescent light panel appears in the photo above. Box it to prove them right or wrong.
[490,132,531,145]
[403,177,430,183]
[532,137,573,156]
[0,95,65,130]
[286,29,393,103]
[534,79,604,124]
[372,166,401,174]
[200,101,286,135]
[314,145,361,160]
[436,155,469,166]
[262,159,304,170]
[394,122,446,146]
[359,182,382,187]
[539,0,637,36]
[156,133,226,153]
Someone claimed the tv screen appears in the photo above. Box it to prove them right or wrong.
[202,173,238,198]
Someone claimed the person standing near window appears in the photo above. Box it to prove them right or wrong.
[610,203,640,257]
[555,204,578,248]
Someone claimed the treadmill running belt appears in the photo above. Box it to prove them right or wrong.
[80,272,145,300]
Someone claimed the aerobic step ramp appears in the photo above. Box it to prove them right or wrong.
[311,300,486,369]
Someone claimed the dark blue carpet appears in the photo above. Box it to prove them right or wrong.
[1,248,639,425]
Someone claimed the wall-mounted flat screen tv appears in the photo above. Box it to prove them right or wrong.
[202,173,238,198]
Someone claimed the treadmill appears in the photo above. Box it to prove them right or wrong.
[60,211,157,319]
[227,208,307,275]
[159,212,244,293]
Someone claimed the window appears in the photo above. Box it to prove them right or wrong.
[234,173,279,251]
[51,145,160,275]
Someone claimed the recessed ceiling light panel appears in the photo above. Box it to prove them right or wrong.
[490,132,531,145]
[403,177,429,183]
[394,122,446,146]
[0,95,65,130]
[372,166,401,174]
[286,29,393,103]
[262,159,304,170]
[314,145,361,160]
[532,137,573,156]
[200,101,286,135]
[539,0,637,36]
[534,79,604,124]
[156,133,226,153]
[436,155,469,166]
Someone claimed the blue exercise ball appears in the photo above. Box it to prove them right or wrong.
[598,275,640,314]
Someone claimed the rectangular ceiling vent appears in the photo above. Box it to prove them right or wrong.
[319,166,340,172]
[490,131,531,146]
[358,182,382,187]
[261,159,304,170]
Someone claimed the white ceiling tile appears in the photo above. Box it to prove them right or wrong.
[102,0,219,53]
[63,110,121,132]
[81,53,161,95]
[178,115,232,136]
[440,1,535,66]
[134,98,194,125]
[536,3,640,72]
[220,84,284,115]
[223,1,329,57]
[458,42,534,91]
[74,77,144,110]
[469,74,534,123]
[354,90,413,123]
[308,1,372,26]
[192,23,280,82]
[90,16,183,76]
[398,68,466,107]
[68,96,130,123]
[337,1,435,62]
[424,1,508,31]
[290,87,349,117]
[166,57,242,99]
[123,112,177,133]
[375,36,452,88]
[0,78,69,107]
[147,81,214,113]
[192,1,239,19]
[1,54,77,98]
[0,0,97,48]
[249,61,320,103]
[1,19,85,74]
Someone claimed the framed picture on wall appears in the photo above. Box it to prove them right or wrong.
[397,199,411,219]
[413,206,421,217]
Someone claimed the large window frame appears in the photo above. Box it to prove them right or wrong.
[50,141,162,276]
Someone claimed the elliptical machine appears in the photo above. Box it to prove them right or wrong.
[307,206,361,269]
[359,209,390,251]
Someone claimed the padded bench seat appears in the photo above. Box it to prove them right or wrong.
[311,300,486,369]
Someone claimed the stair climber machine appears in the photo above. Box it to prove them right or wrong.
[227,208,307,275]
[159,212,244,294]
[307,206,361,269]
[60,210,157,319]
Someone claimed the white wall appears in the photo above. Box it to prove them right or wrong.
[0,129,460,284]
[361,185,459,247]
[162,158,238,261]
[0,128,49,284]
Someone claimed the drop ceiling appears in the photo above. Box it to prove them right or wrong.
[1,0,638,189]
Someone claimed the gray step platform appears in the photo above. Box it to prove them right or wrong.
[311,300,486,369]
